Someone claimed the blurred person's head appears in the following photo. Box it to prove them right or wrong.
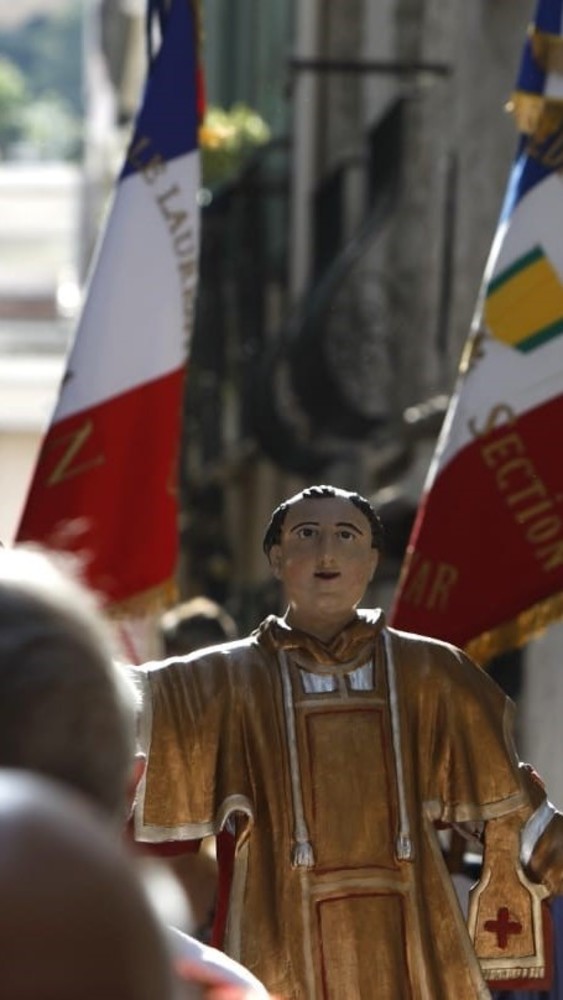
[160,597,238,657]
[0,770,178,1000]
[0,545,139,825]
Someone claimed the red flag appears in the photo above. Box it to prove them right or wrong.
[389,0,563,664]
[16,0,201,618]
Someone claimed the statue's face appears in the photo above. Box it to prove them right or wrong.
[268,495,379,637]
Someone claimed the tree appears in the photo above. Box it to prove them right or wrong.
[20,95,82,160]
[0,4,82,115]
[0,57,27,156]
[0,2,82,160]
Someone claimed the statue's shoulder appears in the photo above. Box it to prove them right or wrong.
[180,631,266,673]
[384,625,504,707]
[137,631,262,678]
[384,624,464,660]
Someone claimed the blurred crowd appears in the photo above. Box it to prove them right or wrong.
[0,544,271,1000]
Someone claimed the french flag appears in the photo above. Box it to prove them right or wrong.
[17,0,201,614]
[390,0,563,664]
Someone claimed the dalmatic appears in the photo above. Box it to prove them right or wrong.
[135,611,536,999]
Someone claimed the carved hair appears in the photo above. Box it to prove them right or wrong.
[262,484,384,555]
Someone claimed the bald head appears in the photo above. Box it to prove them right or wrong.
[0,771,177,1000]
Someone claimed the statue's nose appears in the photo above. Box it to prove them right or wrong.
[316,533,337,565]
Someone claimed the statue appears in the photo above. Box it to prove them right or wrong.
[134,485,563,998]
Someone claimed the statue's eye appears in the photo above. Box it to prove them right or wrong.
[296,526,316,539]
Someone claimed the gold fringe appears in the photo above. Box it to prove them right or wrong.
[107,577,178,620]
[465,589,563,666]
[487,967,547,981]
[529,27,563,75]
[506,91,563,137]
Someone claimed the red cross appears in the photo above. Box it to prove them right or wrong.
[484,907,523,949]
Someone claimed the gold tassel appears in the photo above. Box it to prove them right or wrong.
[291,841,315,869]
[396,834,414,861]
[529,28,563,75]
[506,91,563,138]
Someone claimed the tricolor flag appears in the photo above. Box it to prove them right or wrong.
[16,0,201,624]
[390,0,563,664]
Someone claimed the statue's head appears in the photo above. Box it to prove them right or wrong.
[263,486,383,640]
[263,485,384,555]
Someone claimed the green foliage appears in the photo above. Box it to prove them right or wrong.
[0,1,82,159]
[200,103,271,188]
[20,94,82,160]
[0,57,28,153]
[0,4,82,114]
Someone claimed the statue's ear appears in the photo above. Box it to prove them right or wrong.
[269,545,283,579]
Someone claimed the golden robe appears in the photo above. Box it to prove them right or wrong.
[135,611,533,999]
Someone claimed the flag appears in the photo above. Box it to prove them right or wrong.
[16,0,201,620]
[389,0,563,664]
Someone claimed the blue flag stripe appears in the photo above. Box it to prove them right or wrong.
[535,0,563,33]
[504,0,563,212]
[121,0,198,182]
